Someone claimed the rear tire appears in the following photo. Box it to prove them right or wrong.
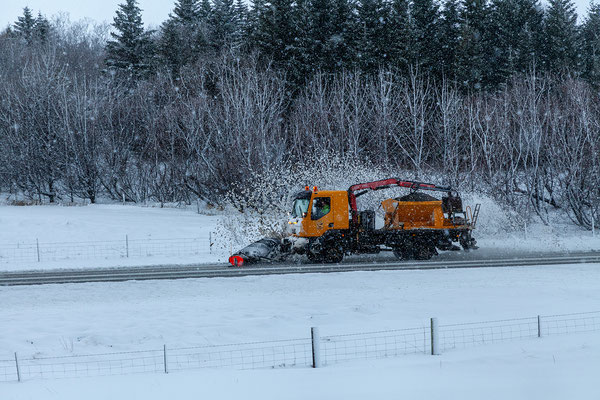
[393,242,436,260]
[413,245,436,260]
[393,246,414,260]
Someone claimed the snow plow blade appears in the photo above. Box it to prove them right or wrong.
[229,237,285,267]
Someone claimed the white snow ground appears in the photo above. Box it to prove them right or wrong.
[4,335,600,400]
[0,204,228,270]
[2,263,600,398]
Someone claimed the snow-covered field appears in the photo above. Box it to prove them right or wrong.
[4,334,600,400]
[0,204,228,270]
[2,263,600,398]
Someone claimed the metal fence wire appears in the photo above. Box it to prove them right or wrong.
[17,349,164,381]
[541,311,600,336]
[2,310,600,383]
[168,338,312,371]
[439,317,539,351]
[0,237,211,264]
[321,327,430,365]
[0,358,17,382]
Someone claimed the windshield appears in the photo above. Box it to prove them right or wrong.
[291,198,310,218]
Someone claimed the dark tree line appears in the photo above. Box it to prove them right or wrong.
[0,0,599,230]
[99,0,600,90]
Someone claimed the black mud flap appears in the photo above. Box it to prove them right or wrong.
[459,232,478,251]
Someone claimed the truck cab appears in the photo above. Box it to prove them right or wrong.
[288,188,349,238]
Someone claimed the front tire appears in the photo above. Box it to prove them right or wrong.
[308,246,344,264]
[323,246,344,263]
[307,251,324,263]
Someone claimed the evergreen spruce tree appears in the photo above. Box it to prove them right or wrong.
[211,0,240,51]
[581,2,600,85]
[159,0,207,76]
[438,0,461,79]
[255,0,305,82]
[410,0,441,76]
[245,0,263,50]
[455,0,488,90]
[13,7,36,45]
[331,0,359,70]
[173,0,200,24]
[307,0,336,71]
[293,0,313,76]
[305,0,355,72]
[34,12,51,45]
[356,0,392,73]
[199,0,213,20]
[487,0,543,86]
[389,0,411,72]
[543,0,579,73]
[235,0,249,47]
[105,0,155,79]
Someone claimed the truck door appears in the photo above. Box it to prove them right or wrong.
[305,196,334,237]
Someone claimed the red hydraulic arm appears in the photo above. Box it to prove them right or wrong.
[347,178,452,227]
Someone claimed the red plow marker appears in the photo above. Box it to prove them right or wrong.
[229,255,245,267]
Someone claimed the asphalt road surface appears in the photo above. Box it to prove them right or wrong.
[1,248,599,286]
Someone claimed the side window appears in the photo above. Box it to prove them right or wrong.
[311,197,331,220]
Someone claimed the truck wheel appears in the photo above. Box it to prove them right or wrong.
[393,246,414,260]
[323,246,344,263]
[307,251,323,263]
[414,245,436,260]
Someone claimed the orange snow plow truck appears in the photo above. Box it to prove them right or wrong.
[229,178,480,266]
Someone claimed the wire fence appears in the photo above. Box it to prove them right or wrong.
[16,349,165,380]
[0,236,214,265]
[0,358,17,382]
[439,317,539,351]
[321,326,430,365]
[541,311,600,336]
[168,338,312,371]
[2,310,599,383]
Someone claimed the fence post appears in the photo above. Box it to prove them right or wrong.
[14,352,21,382]
[163,345,168,374]
[36,239,40,262]
[125,235,129,258]
[538,315,542,338]
[311,327,321,368]
[209,232,212,254]
[431,318,440,355]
